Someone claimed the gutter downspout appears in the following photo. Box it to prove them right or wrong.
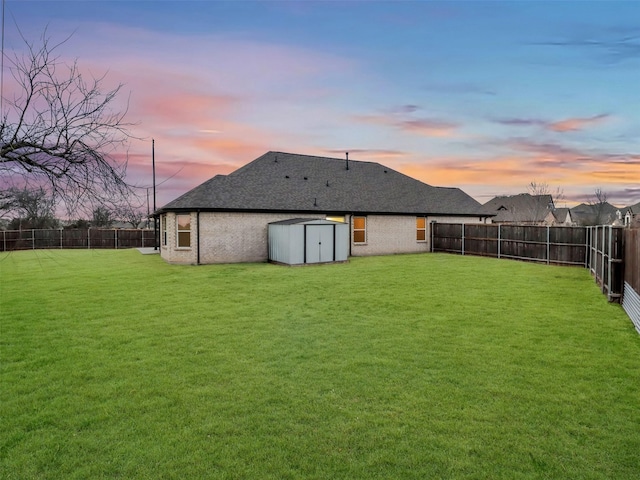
[196,210,201,265]
[349,214,353,257]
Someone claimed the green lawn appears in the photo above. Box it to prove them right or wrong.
[1,249,639,479]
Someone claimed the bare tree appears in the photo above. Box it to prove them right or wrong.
[588,188,611,225]
[116,197,147,228]
[1,186,58,229]
[526,180,564,224]
[0,31,133,214]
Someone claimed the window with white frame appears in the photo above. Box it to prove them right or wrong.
[353,216,366,244]
[176,214,191,248]
[161,215,167,246]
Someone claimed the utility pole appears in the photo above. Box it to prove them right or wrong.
[152,139,158,250]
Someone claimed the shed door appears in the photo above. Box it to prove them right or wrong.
[305,225,334,263]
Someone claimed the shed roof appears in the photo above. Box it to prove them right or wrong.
[158,151,486,216]
[269,218,344,226]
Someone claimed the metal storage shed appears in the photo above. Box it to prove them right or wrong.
[268,218,349,265]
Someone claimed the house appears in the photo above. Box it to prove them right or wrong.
[545,207,573,226]
[483,193,554,225]
[155,151,491,264]
[624,202,640,227]
[570,202,620,226]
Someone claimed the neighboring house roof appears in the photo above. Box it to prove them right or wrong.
[482,193,553,223]
[551,207,572,224]
[624,201,640,214]
[158,151,487,216]
[570,202,619,225]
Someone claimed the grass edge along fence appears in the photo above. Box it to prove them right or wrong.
[431,223,638,307]
[0,228,156,251]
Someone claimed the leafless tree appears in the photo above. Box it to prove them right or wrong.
[526,180,564,224]
[116,196,147,228]
[1,186,58,229]
[588,188,611,225]
[0,31,133,215]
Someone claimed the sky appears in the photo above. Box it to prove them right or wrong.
[5,0,640,209]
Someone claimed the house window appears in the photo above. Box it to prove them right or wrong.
[161,215,167,246]
[176,214,191,248]
[353,216,366,243]
[416,217,426,242]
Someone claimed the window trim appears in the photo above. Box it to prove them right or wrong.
[161,215,167,247]
[416,216,427,242]
[353,216,367,244]
[176,214,192,249]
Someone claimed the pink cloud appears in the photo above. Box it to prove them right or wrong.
[548,114,610,132]
[495,114,610,133]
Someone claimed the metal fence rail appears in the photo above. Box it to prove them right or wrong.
[586,226,625,302]
[0,228,156,252]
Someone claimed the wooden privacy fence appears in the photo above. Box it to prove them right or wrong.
[431,223,588,266]
[586,226,625,302]
[0,228,156,252]
[622,228,640,333]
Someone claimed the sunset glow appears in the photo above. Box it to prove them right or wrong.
[7,1,640,208]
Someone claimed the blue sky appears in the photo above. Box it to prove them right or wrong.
[7,1,640,208]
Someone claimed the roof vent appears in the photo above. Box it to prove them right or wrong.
[274,155,278,162]
[314,197,317,206]
[304,176,308,180]
[346,151,349,170]
[326,180,329,187]
[285,175,289,179]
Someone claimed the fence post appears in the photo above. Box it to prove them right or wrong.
[585,227,589,268]
[115,229,118,249]
[607,226,613,301]
[600,225,607,293]
[461,223,465,255]
[60,228,63,249]
[497,224,501,259]
[32,229,35,250]
[88,228,90,249]
[546,226,550,265]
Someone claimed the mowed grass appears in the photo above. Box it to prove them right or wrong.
[1,250,639,479]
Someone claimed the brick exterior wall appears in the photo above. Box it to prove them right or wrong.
[348,214,486,257]
[160,212,487,264]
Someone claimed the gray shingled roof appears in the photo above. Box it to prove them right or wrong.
[483,193,554,223]
[158,151,486,216]
[570,202,620,225]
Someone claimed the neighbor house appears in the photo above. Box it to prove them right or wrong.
[545,207,573,226]
[624,202,640,227]
[155,151,492,264]
[570,202,620,226]
[483,193,554,225]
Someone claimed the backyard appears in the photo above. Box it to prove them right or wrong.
[1,249,639,479]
